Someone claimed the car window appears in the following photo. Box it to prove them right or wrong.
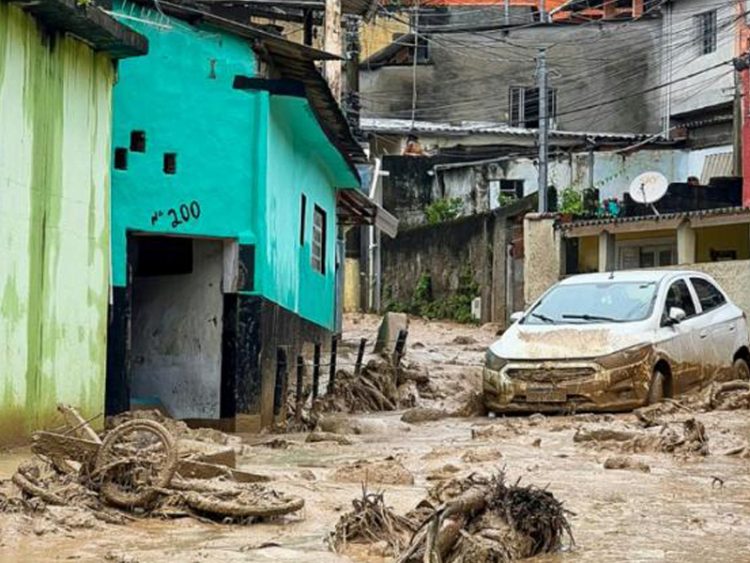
[524,281,658,325]
[690,277,726,312]
[663,280,696,320]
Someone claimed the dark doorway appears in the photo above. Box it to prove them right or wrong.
[129,236,224,419]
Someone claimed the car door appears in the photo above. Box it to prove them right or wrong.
[655,278,703,394]
[689,276,737,382]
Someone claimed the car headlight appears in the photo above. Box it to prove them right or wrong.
[485,349,508,371]
[597,344,652,369]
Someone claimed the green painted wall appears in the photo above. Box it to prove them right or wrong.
[111,4,359,331]
[0,3,114,442]
[261,97,341,328]
[111,6,260,288]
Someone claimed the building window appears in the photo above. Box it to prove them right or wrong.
[509,86,557,128]
[697,10,717,55]
[618,241,676,270]
[311,205,326,274]
[163,153,177,175]
[500,179,524,199]
[300,194,307,246]
[130,131,146,153]
[114,148,128,170]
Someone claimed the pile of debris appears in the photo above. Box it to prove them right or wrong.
[0,405,304,528]
[321,359,432,414]
[707,380,750,411]
[574,417,709,457]
[330,470,573,562]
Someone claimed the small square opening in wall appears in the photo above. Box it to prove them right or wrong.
[163,153,177,175]
[114,148,128,170]
[130,130,146,152]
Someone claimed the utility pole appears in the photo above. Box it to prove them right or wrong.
[324,0,343,101]
[410,1,419,128]
[537,48,548,213]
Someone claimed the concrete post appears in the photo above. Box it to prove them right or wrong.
[598,231,616,272]
[523,213,562,306]
[677,221,696,265]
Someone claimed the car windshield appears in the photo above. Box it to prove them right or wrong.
[524,281,658,325]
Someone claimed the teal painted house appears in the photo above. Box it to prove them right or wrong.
[106,0,369,430]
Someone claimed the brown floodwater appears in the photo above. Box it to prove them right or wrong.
[2,315,750,562]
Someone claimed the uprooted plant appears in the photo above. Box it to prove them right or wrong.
[329,486,417,556]
[330,470,574,562]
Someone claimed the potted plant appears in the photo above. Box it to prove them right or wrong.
[558,186,583,221]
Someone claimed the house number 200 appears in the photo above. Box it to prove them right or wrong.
[168,201,201,228]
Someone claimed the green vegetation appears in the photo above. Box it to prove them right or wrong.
[384,267,479,324]
[425,198,462,224]
[497,192,516,207]
[559,186,583,215]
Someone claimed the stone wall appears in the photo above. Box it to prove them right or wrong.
[381,200,533,326]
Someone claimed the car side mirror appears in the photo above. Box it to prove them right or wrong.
[510,312,524,323]
[668,307,687,325]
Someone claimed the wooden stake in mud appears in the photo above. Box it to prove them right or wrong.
[312,343,322,399]
[354,337,367,376]
[327,335,339,394]
[391,329,408,384]
[295,356,304,420]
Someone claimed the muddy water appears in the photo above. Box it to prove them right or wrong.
[2,316,750,561]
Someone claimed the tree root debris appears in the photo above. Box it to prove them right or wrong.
[329,470,573,562]
[329,488,417,556]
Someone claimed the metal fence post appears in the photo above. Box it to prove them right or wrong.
[391,329,408,383]
[327,335,338,394]
[295,355,304,419]
[354,337,367,376]
[312,343,321,400]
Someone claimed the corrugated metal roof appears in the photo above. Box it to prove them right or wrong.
[10,0,148,58]
[700,152,734,185]
[559,206,750,231]
[140,0,341,60]
[133,0,365,164]
[360,118,657,142]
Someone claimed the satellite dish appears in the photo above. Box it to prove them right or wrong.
[629,171,669,215]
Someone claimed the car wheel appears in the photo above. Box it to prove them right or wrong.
[647,369,667,405]
[733,358,750,381]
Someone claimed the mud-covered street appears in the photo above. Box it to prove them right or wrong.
[2,315,750,562]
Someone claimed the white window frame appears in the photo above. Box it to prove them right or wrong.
[311,205,326,274]
[616,237,677,270]
[697,10,718,56]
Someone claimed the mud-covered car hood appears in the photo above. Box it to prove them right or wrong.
[490,322,651,361]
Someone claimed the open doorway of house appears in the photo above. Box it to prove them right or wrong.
[129,235,224,420]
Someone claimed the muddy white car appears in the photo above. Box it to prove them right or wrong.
[484,270,750,414]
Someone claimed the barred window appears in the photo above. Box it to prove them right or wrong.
[311,205,326,274]
[697,10,717,55]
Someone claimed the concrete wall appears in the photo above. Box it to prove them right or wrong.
[362,18,663,134]
[130,239,224,419]
[111,3,259,288]
[0,4,115,442]
[523,215,563,306]
[262,97,341,330]
[665,0,737,117]
[111,3,358,331]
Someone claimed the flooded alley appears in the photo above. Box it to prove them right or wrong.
[2,315,750,562]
